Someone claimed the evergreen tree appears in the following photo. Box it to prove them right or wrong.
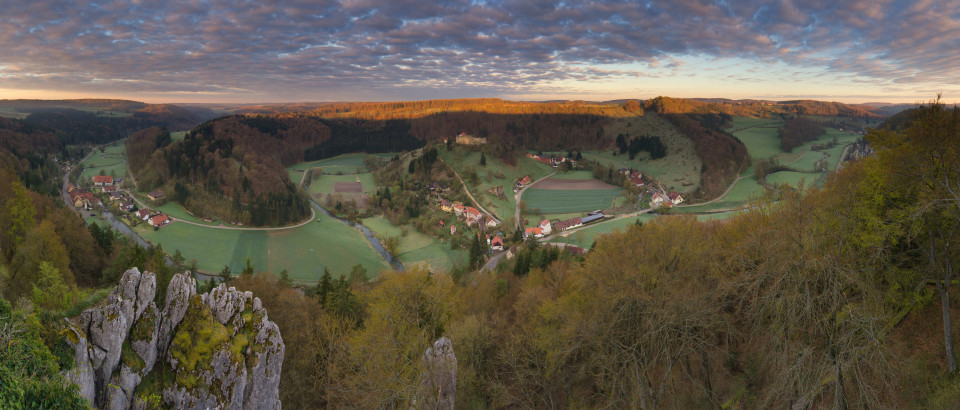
[480,152,487,166]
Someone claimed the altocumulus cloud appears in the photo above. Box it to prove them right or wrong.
[0,0,957,101]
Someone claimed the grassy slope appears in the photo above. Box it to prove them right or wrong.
[361,216,467,273]
[585,113,702,194]
[134,210,390,282]
[80,143,128,182]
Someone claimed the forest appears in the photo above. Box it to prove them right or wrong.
[779,117,827,152]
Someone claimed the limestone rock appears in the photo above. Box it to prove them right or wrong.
[156,272,195,358]
[90,302,129,389]
[63,269,284,410]
[202,283,250,326]
[63,326,96,404]
[418,337,457,409]
[245,318,284,410]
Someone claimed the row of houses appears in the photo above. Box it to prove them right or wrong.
[525,212,606,239]
[439,199,497,228]
[650,190,684,207]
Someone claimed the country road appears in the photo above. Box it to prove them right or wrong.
[513,171,557,230]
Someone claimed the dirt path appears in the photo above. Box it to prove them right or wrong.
[439,158,502,225]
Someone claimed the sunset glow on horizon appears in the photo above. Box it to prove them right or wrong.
[2,0,959,104]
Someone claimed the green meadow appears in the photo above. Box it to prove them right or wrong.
[134,209,390,283]
[522,188,622,214]
[79,143,128,183]
[361,216,467,273]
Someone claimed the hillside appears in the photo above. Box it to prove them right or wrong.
[0,99,205,145]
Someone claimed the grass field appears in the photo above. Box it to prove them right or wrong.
[287,152,397,183]
[439,148,554,222]
[765,171,818,188]
[134,210,390,283]
[132,193,219,225]
[675,178,766,213]
[308,173,377,195]
[171,131,187,141]
[522,188,622,214]
[361,216,467,272]
[80,143,128,183]
[548,170,595,180]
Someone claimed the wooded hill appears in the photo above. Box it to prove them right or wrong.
[644,96,881,118]
[0,99,205,145]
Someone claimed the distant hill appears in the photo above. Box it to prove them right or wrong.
[0,99,205,145]
[644,96,881,118]
[855,103,918,117]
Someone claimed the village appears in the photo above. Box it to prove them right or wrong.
[68,174,172,229]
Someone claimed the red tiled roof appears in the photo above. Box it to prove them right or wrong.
[93,175,113,184]
[150,214,169,225]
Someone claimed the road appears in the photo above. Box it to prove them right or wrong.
[439,158,502,225]
[513,171,557,230]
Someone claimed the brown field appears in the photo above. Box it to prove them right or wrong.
[535,178,620,190]
[334,182,363,193]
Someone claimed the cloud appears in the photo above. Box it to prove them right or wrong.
[0,0,956,102]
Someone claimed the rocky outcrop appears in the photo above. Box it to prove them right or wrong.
[63,268,284,409]
[417,337,457,409]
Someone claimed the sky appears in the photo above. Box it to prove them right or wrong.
[1,0,959,104]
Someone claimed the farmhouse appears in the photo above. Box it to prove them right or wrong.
[554,217,583,231]
[651,192,667,207]
[491,235,504,251]
[525,227,544,239]
[93,175,114,186]
[149,214,170,227]
[147,190,165,201]
[119,200,135,212]
[538,219,552,235]
[668,191,684,205]
[464,207,483,226]
[70,190,95,208]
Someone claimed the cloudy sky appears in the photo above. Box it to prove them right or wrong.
[1,0,958,104]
